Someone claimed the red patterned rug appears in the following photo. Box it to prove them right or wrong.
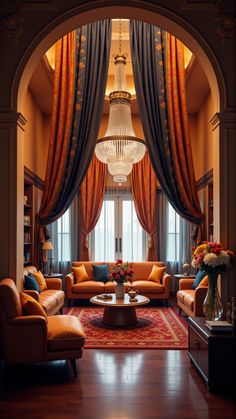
[64,307,188,349]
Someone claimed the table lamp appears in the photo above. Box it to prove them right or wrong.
[42,240,54,275]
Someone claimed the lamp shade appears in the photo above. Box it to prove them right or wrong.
[42,241,53,250]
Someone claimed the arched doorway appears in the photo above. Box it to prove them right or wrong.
[3,1,234,303]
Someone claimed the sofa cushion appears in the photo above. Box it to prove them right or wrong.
[104,280,132,293]
[48,315,85,351]
[131,262,165,280]
[72,280,104,294]
[32,271,48,291]
[148,265,166,283]
[24,273,41,293]
[182,290,195,310]
[132,280,164,293]
[192,270,206,289]
[73,265,90,283]
[177,290,185,303]
[20,292,48,321]
[39,290,59,313]
[92,264,109,282]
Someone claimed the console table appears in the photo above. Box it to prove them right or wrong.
[188,317,236,393]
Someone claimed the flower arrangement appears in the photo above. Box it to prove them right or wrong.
[192,241,234,274]
[109,259,134,284]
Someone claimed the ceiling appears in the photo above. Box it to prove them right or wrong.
[29,19,210,116]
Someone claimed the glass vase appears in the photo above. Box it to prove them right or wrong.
[203,272,223,321]
[115,283,125,299]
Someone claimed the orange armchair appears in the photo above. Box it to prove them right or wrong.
[177,277,208,317]
[0,278,85,375]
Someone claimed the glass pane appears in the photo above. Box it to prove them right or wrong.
[122,200,143,262]
[94,200,115,261]
[57,208,71,262]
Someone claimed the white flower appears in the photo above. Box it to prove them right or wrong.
[218,251,230,266]
[203,253,218,267]
[191,258,199,268]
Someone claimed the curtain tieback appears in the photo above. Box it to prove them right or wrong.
[80,228,89,248]
[147,227,157,249]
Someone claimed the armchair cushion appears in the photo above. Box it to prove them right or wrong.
[32,271,48,291]
[198,275,208,288]
[24,273,40,293]
[192,270,206,289]
[92,264,109,282]
[72,265,90,283]
[48,315,85,351]
[148,265,166,283]
[20,292,48,321]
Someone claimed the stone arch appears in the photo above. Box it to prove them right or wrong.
[15,4,223,115]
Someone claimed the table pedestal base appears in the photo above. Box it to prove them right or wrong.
[103,306,137,327]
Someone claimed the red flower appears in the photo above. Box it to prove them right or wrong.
[115,274,120,280]
[116,258,123,264]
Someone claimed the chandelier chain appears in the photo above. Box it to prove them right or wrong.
[119,19,122,55]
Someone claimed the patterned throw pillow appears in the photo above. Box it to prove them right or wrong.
[148,265,166,283]
[72,265,90,283]
[92,264,109,282]
[20,292,47,321]
[32,271,48,292]
[192,270,206,289]
[24,273,40,293]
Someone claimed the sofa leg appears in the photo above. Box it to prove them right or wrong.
[178,307,182,316]
[70,359,77,377]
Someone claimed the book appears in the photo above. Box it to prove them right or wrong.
[96,294,113,300]
[206,320,233,332]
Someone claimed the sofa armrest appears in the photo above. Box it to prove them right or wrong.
[22,289,39,301]
[4,316,48,363]
[45,278,62,290]
[162,273,171,287]
[179,278,195,290]
[65,273,75,297]
[194,286,208,316]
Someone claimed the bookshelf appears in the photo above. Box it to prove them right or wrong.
[208,181,213,241]
[24,179,33,266]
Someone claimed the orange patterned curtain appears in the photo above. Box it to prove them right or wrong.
[131,152,158,260]
[165,33,204,242]
[80,155,107,260]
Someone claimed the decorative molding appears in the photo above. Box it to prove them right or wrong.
[24,166,44,190]
[197,169,213,191]
[214,13,236,44]
[1,13,25,41]
[210,110,236,131]
[16,0,61,12]
[177,0,223,11]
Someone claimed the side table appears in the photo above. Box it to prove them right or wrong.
[173,274,196,293]
[188,317,236,393]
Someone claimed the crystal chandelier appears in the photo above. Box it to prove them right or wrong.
[95,21,146,183]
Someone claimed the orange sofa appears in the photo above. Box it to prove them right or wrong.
[65,261,171,304]
[23,266,65,316]
[0,278,85,375]
[177,277,208,317]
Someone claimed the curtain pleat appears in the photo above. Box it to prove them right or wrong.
[79,155,107,261]
[130,21,204,239]
[36,21,111,266]
[131,152,158,260]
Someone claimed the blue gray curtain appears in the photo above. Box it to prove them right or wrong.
[130,21,203,235]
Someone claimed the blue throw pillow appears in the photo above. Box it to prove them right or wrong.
[92,264,109,282]
[24,273,40,293]
[192,270,206,290]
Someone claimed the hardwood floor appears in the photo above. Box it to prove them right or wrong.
[0,349,235,418]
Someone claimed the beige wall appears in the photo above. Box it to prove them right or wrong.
[190,92,213,181]
[24,88,50,181]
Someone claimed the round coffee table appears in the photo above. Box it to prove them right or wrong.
[90,294,150,327]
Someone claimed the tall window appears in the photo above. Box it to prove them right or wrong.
[167,202,180,262]
[57,208,71,262]
[90,195,146,261]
